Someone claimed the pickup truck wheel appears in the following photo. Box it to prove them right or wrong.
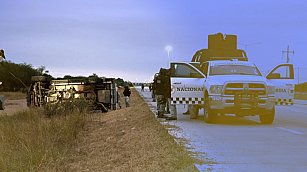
[190,105,199,119]
[259,107,275,124]
[204,97,216,123]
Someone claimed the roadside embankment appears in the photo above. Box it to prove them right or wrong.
[65,88,197,172]
[0,89,197,171]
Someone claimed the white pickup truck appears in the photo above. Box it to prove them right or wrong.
[170,60,294,124]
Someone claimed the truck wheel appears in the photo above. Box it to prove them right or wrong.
[204,97,216,123]
[259,107,275,124]
[190,105,199,119]
[31,76,48,82]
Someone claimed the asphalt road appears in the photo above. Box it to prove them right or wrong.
[136,87,307,172]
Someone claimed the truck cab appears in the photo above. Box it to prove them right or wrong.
[170,60,294,124]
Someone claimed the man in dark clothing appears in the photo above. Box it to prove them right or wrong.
[123,86,131,107]
[141,83,145,91]
[155,68,171,118]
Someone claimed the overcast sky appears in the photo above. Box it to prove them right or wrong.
[1,0,307,82]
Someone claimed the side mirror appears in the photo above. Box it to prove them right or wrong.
[267,73,280,79]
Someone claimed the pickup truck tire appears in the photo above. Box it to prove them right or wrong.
[259,107,275,124]
[204,97,216,123]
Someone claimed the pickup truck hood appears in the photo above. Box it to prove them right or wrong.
[207,75,269,85]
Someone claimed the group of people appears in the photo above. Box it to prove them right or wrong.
[151,68,177,120]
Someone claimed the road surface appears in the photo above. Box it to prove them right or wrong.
[137,87,307,172]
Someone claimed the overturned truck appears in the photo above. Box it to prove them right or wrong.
[27,76,118,112]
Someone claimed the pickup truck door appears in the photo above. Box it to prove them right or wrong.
[170,62,206,105]
[266,64,295,105]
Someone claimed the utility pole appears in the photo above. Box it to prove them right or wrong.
[282,45,294,78]
[282,45,294,63]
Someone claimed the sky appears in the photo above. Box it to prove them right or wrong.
[1,0,307,83]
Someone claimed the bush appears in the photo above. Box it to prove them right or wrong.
[43,99,89,117]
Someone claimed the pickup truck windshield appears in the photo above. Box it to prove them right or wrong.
[209,65,261,76]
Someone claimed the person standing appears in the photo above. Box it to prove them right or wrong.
[155,72,166,118]
[123,85,131,107]
[155,68,173,118]
[163,69,176,120]
[141,83,145,92]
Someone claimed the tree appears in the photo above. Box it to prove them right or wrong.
[0,61,51,91]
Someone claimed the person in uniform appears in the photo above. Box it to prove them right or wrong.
[155,68,169,118]
[154,68,177,119]
[164,68,177,120]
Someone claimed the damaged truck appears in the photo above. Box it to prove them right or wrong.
[27,76,119,112]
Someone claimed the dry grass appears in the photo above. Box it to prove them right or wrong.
[65,88,197,172]
[0,92,26,100]
[0,101,87,172]
[0,89,197,171]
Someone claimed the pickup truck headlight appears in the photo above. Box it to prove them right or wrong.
[210,85,224,94]
[267,86,275,95]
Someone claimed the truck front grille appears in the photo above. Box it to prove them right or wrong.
[224,83,266,95]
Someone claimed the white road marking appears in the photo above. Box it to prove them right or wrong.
[275,127,304,135]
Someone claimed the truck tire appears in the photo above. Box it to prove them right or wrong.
[190,105,199,119]
[259,107,275,124]
[31,76,48,82]
[204,96,216,123]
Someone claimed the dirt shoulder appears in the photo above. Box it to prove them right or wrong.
[64,88,197,172]
[0,92,28,116]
